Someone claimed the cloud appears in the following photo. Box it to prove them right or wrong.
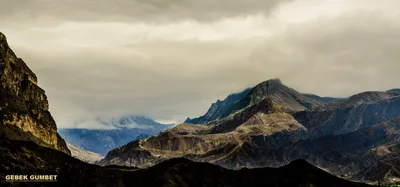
[0,0,289,26]
[247,12,400,96]
[1,0,400,128]
[74,119,117,130]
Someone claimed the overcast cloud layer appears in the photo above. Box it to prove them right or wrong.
[1,0,400,128]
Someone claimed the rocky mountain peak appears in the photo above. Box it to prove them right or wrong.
[186,78,326,125]
[249,79,293,101]
[247,79,325,112]
[257,78,283,87]
[387,89,400,96]
[0,32,6,43]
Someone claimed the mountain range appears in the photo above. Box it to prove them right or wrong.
[100,79,400,185]
[0,32,376,186]
[59,116,171,156]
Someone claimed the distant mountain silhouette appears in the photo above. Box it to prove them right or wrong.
[59,116,171,155]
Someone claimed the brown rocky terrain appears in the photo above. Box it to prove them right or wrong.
[100,77,400,185]
[185,79,327,124]
[67,143,104,164]
[99,98,309,168]
[0,32,70,155]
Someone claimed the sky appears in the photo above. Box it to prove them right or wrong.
[1,0,400,128]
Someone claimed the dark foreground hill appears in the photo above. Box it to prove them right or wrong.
[0,136,373,187]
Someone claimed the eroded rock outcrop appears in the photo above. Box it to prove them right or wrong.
[0,32,70,155]
[67,143,103,164]
[99,99,308,168]
[185,79,327,124]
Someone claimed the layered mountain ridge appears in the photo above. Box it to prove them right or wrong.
[67,143,104,164]
[101,78,400,184]
[186,79,332,125]
[0,137,372,187]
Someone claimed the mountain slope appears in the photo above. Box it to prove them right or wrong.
[100,78,400,185]
[303,93,342,103]
[294,96,400,138]
[99,104,308,168]
[324,90,400,110]
[186,79,327,124]
[0,32,70,155]
[185,88,252,124]
[67,143,104,164]
[0,136,373,187]
[353,149,400,184]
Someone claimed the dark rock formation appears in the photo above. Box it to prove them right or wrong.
[294,96,400,139]
[0,32,70,155]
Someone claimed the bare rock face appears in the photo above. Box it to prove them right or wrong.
[67,143,103,164]
[0,32,70,155]
[99,99,308,168]
[186,79,326,125]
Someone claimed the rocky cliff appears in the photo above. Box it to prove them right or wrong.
[0,32,70,155]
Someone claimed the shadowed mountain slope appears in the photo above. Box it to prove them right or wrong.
[66,143,104,164]
[0,136,373,187]
[186,79,327,124]
[0,32,70,155]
